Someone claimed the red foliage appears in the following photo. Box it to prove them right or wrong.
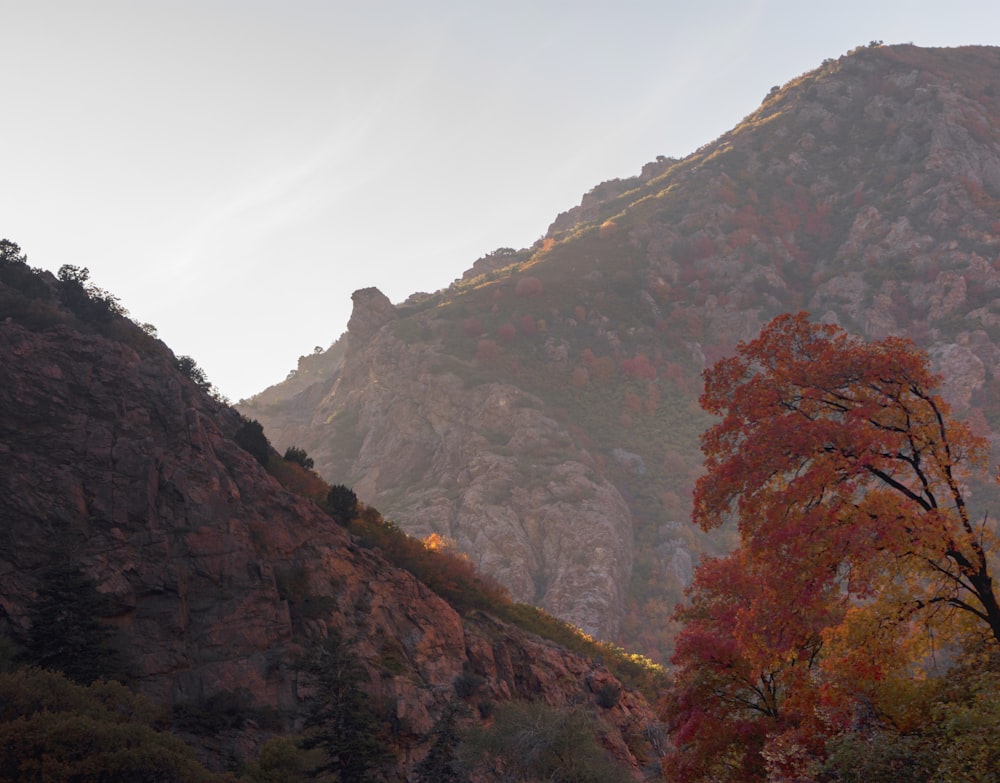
[518,314,538,336]
[664,313,1000,781]
[514,276,543,297]
[621,354,657,380]
[496,323,516,342]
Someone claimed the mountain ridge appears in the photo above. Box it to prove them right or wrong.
[0,254,660,779]
[241,42,1000,661]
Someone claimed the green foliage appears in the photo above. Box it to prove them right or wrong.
[414,702,464,783]
[233,417,271,467]
[820,729,934,783]
[0,667,225,783]
[458,699,631,783]
[174,355,212,391]
[298,632,392,780]
[325,484,358,524]
[240,737,319,783]
[57,264,127,323]
[0,239,60,325]
[21,562,125,685]
[283,445,314,470]
[171,688,281,734]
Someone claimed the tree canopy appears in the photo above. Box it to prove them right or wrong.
[665,312,1000,782]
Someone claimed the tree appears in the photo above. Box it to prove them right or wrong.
[325,484,358,525]
[458,700,630,783]
[0,239,26,266]
[234,417,271,467]
[695,312,999,647]
[0,668,224,782]
[283,446,314,471]
[174,355,212,391]
[22,562,125,685]
[299,632,391,780]
[57,265,127,322]
[414,702,463,783]
[665,313,1000,781]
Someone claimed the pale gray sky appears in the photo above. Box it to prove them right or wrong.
[3,1,999,400]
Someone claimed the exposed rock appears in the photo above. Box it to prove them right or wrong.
[0,312,658,778]
[347,287,397,345]
[929,342,986,409]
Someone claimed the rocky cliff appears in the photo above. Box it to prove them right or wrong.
[0,260,660,779]
[242,44,1000,662]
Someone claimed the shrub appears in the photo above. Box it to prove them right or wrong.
[0,668,224,782]
[325,484,359,524]
[234,418,271,467]
[458,700,630,782]
[283,446,314,470]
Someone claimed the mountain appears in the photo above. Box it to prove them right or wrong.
[0,251,661,780]
[240,43,1000,661]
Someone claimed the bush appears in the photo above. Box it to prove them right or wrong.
[174,355,212,391]
[458,700,630,782]
[283,446,314,470]
[0,668,224,782]
[234,418,271,467]
[325,484,358,524]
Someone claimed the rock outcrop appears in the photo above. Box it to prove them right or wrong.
[253,296,633,640]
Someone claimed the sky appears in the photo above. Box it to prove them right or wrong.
[3,1,1000,401]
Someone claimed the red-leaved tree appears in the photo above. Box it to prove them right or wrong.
[665,312,1000,781]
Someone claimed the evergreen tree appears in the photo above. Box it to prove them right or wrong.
[415,701,463,783]
[299,632,392,780]
[283,446,314,470]
[325,484,358,525]
[234,417,271,467]
[22,562,124,684]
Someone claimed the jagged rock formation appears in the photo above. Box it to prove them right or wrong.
[243,44,1000,661]
[0,270,659,778]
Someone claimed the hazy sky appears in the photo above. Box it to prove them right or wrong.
[4,1,999,400]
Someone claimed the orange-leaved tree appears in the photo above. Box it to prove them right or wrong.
[665,312,1000,781]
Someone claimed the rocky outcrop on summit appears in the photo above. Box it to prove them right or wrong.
[347,287,397,344]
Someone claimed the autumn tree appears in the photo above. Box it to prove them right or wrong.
[666,312,1000,780]
[697,312,999,647]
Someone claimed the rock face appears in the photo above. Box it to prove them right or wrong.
[0,298,658,777]
[250,290,633,640]
[242,44,1000,662]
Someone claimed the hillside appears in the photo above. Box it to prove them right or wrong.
[241,44,1000,661]
[0,247,661,780]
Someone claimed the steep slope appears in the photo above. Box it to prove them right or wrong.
[242,44,1000,660]
[0,255,660,779]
